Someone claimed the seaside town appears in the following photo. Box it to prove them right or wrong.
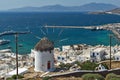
[0,23,120,80]
[0,0,120,80]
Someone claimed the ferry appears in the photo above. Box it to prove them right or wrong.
[0,30,31,37]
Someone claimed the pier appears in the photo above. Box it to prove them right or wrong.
[45,25,94,29]
[45,25,107,31]
[112,29,120,40]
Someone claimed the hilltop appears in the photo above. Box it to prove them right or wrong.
[8,3,118,12]
[106,8,120,14]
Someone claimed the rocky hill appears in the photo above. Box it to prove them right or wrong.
[8,3,118,12]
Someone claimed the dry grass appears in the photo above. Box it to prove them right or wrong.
[23,77,83,80]
[23,67,43,80]
[101,60,120,69]
[23,61,120,80]
[23,67,83,80]
[52,77,83,80]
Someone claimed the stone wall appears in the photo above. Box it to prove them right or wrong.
[49,69,120,77]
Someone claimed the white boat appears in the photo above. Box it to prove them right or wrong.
[0,39,10,45]
[0,49,11,53]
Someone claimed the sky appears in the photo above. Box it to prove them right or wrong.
[0,0,120,10]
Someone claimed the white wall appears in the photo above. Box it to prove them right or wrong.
[34,50,54,72]
[90,50,105,62]
[77,56,90,62]
[114,56,120,61]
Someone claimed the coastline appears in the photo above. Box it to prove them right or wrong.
[1,43,120,78]
[1,23,120,54]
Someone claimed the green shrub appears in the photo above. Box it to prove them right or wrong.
[25,78,35,80]
[105,73,116,80]
[6,75,24,80]
[65,63,72,69]
[82,73,104,80]
[59,63,72,70]
[12,74,24,79]
[42,76,51,80]
[81,61,98,70]
[110,77,120,80]
[74,61,81,66]
[105,73,120,80]
[6,77,13,80]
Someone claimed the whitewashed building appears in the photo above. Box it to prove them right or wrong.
[90,48,106,62]
[62,45,71,52]
[114,52,120,61]
[77,55,90,62]
[56,53,67,62]
[95,64,107,71]
[32,37,55,72]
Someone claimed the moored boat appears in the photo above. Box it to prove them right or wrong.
[0,39,10,45]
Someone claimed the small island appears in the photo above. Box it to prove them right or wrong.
[90,8,120,15]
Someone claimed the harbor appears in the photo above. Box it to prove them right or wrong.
[45,23,120,30]
[0,19,120,80]
[1,23,120,79]
[46,23,120,40]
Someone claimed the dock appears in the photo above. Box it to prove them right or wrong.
[112,29,120,40]
[45,25,94,29]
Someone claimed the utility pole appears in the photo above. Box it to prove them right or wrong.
[109,34,112,69]
[15,33,19,79]
[0,31,30,80]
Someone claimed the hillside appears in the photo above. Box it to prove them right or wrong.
[106,8,120,14]
[8,3,118,12]
[90,8,120,15]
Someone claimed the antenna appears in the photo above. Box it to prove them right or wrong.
[40,27,46,36]
[39,25,68,49]
[59,38,69,42]
[30,31,41,40]
[58,29,64,38]
[44,24,48,34]
[35,36,41,39]
[53,26,54,33]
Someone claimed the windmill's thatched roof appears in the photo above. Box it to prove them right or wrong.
[34,37,54,51]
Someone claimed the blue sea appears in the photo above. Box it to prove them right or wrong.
[0,12,120,54]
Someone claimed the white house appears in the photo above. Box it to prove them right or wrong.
[62,45,71,52]
[90,48,106,62]
[77,48,91,62]
[55,52,75,64]
[56,53,67,62]
[95,64,107,71]
[114,51,120,61]
[77,54,90,62]
[32,37,55,72]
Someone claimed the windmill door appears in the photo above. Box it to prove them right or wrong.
[47,61,51,69]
